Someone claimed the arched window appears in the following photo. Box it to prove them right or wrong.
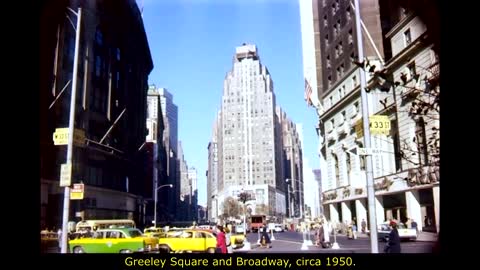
[415,117,429,166]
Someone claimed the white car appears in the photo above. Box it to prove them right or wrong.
[377,223,417,241]
[273,224,284,232]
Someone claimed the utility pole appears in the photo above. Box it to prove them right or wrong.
[353,0,379,253]
[60,6,82,254]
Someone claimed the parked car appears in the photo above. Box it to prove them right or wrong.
[376,223,417,242]
[68,228,159,253]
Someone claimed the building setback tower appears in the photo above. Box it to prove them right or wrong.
[218,44,283,217]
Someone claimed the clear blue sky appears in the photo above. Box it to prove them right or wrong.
[141,0,319,206]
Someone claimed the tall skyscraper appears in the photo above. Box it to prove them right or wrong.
[207,115,220,222]
[158,88,178,154]
[216,44,283,216]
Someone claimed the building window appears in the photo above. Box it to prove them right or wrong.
[326,55,331,68]
[339,41,343,55]
[95,27,103,46]
[346,6,351,21]
[404,29,412,45]
[346,152,352,185]
[95,55,102,77]
[359,144,366,170]
[333,153,340,187]
[415,117,429,166]
[116,48,120,61]
[333,24,338,37]
[325,34,329,46]
[391,120,402,172]
[330,96,333,107]
[350,52,355,63]
[323,15,328,27]
[408,61,417,79]
[352,75,358,88]
[348,29,353,45]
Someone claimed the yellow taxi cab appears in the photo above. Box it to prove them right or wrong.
[157,229,217,253]
[143,227,166,238]
[68,227,159,253]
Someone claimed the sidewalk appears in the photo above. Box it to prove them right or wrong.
[417,231,438,242]
[336,231,437,242]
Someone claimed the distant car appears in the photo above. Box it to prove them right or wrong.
[274,224,284,232]
[376,223,417,242]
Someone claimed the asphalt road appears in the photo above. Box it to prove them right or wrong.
[237,230,436,253]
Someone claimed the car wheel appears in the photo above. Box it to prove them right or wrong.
[73,246,85,253]
[207,247,216,253]
[159,245,171,253]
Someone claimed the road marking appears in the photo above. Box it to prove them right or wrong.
[273,239,303,244]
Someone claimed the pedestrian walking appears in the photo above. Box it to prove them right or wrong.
[361,219,367,234]
[225,224,233,254]
[215,225,227,253]
[384,222,401,253]
[57,228,62,252]
[411,219,418,232]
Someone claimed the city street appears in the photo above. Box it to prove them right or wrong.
[236,231,437,253]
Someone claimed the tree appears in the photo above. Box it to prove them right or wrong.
[255,204,269,215]
[221,196,241,219]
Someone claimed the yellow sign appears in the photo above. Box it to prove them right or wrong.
[53,128,69,145]
[70,183,84,200]
[370,115,391,135]
[52,128,85,147]
[355,115,391,137]
[60,163,72,187]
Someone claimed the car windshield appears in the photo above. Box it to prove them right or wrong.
[127,229,143,238]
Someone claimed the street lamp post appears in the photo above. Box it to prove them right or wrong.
[353,0,379,253]
[60,6,82,254]
[285,179,292,218]
[154,184,173,227]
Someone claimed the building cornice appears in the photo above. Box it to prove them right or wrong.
[383,32,430,72]
[385,13,416,39]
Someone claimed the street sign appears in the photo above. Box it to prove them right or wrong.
[70,183,84,200]
[355,115,391,137]
[52,128,85,147]
[59,163,72,187]
[348,147,382,156]
[369,115,391,135]
[53,128,69,145]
